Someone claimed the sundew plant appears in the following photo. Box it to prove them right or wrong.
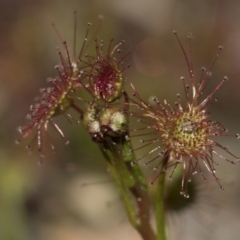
[17,14,239,240]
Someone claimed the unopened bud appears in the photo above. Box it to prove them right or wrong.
[82,104,103,142]
[82,104,98,128]
[99,107,128,137]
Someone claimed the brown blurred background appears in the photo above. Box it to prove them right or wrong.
[1,0,240,240]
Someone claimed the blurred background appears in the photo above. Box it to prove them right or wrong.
[1,0,240,239]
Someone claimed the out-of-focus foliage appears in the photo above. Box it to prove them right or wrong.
[1,0,240,239]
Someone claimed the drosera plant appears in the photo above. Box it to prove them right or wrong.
[16,13,155,240]
[124,31,240,240]
[128,31,239,197]
[16,14,92,157]
[79,37,131,103]
[17,13,239,240]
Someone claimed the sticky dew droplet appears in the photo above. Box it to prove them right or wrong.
[131,161,136,166]
[192,171,197,175]
[143,163,148,168]
[184,194,189,198]
[38,159,43,166]
[17,126,23,134]
[125,135,130,141]
[26,145,31,150]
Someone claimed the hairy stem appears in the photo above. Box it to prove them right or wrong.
[99,136,156,240]
[130,181,155,240]
[99,146,138,227]
[123,140,156,240]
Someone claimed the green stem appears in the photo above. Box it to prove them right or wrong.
[122,139,155,240]
[130,181,156,240]
[99,147,138,227]
[156,153,169,240]
[99,136,156,240]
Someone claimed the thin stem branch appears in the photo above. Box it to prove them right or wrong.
[130,180,156,240]
[156,153,169,240]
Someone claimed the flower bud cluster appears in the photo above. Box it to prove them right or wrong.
[83,103,128,142]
